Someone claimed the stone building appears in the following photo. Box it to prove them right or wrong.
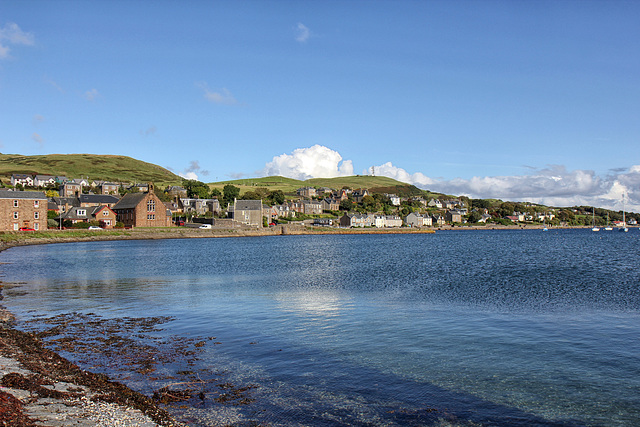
[112,185,171,228]
[0,190,48,231]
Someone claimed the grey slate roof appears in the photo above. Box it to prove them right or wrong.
[112,193,147,210]
[79,194,120,204]
[234,200,263,210]
[0,189,47,200]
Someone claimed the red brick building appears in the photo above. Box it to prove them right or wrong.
[112,187,171,228]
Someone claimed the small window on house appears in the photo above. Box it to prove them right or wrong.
[103,211,109,216]
[13,200,18,207]
[34,223,39,230]
[34,212,39,219]
[77,209,86,216]
[13,212,19,219]
[34,200,39,208]
[147,214,155,220]
[13,223,19,231]
[147,200,155,212]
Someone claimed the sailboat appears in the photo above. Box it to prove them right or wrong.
[591,207,600,232]
[542,213,548,231]
[620,194,629,232]
[605,213,613,231]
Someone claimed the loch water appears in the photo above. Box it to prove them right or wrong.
[1,229,639,426]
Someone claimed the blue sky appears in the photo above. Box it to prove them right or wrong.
[1,0,639,211]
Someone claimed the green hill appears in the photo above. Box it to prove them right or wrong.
[208,175,425,196]
[0,153,182,186]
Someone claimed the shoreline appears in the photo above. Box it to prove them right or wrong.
[0,306,184,426]
[2,222,626,253]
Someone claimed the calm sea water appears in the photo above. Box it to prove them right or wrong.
[1,230,639,426]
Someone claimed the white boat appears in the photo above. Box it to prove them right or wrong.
[620,194,629,232]
[605,213,613,231]
[591,207,600,232]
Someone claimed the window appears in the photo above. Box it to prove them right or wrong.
[34,223,39,230]
[13,223,19,231]
[13,212,18,219]
[147,199,155,212]
[77,209,86,216]
[13,200,18,207]
[34,200,39,208]
[103,210,109,216]
[147,214,155,220]
[34,212,39,219]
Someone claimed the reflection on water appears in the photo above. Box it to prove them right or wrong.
[1,231,639,425]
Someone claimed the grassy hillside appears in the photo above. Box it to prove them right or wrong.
[0,153,182,186]
[208,175,428,197]
[210,176,305,194]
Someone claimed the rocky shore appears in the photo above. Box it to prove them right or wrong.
[0,309,185,426]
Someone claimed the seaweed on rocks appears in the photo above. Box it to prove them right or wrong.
[16,311,259,422]
[0,325,182,426]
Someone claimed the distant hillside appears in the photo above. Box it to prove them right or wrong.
[209,175,425,196]
[0,153,182,186]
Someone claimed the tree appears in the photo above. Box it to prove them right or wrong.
[339,199,353,211]
[467,211,482,223]
[361,195,377,212]
[182,179,210,199]
[267,190,285,205]
[223,184,240,206]
[240,190,260,200]
[210,188,222,199]
[46,189,60,198]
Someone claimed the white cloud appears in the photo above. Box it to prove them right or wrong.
[371,162,640,212]
[0,22,34,59]
[179,171,199,180]
[295,23,310,43]
[84,88,100,101]
[370,162,436,187]
[176,160,211,181]
[196,82,238,105]
[261,145,354,180]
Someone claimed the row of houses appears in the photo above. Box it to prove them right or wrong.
[0,186,173,231]
[295,187,402,206]
[8,173,153,196]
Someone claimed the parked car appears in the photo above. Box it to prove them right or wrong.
[18,227,35,231]
[88,226,103,230]
[198,224,212,229]
[175,220,185,226]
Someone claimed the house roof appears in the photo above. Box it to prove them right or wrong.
[0,190,47,200]
[235,200,262,210]
[51,197,81,207]
[112,192,147,210]
[61,207,90,219]
[79,194,120,204]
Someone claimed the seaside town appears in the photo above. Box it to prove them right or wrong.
[1,173,636,233]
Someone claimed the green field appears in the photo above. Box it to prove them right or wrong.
[208,175,431,196]
[0,153,441,198]
[0,153,182,187]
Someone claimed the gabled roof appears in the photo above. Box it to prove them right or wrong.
[112,192,147,210]
[79,194,120,204]
[0,189,47,200]
[235,200,262,211]
[61,206,91,219]
[51,197,81,207]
